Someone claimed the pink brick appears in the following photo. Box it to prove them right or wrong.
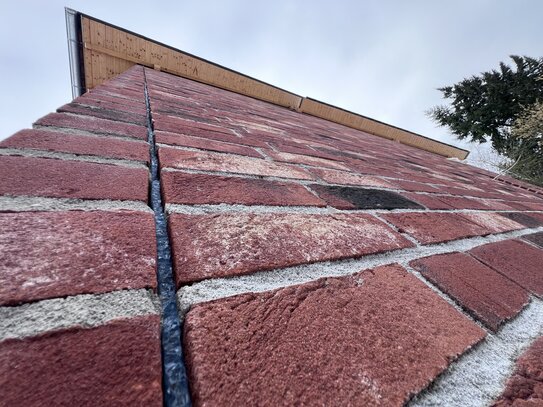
[411,253,529,330]
[265,150,351,171]
[1,129,149,162]
[0,316,162,406]
[169,213,414,285]
[159,147,314,180]
[162,171,325,207]
[460,212,525,233]
[155,130,262,158]
[35,112,148,140]
[183,264,484,406]
[381,212,492,244]
[0,156,148,202]
[401,193,453,210]
[0,211,157,305]
[309,167,394,188]
[470,239,543,297]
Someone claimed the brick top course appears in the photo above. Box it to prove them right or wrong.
[1,65,543,406]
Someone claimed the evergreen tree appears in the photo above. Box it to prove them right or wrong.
[428,55,543,154]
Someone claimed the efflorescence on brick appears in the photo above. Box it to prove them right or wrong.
[1,63,543,407]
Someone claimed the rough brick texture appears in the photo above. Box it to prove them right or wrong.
[183,264,485,406]
[169,213,413,285]
[411,253,529,330]
[0,156,148,202]
[470,240,543,297]
[0,316,162,407]
[1,129,149,162]
[492,336,543,406]
[162,171,325,207]
[0,211,157,305]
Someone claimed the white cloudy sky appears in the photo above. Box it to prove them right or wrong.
[1,1,542,166]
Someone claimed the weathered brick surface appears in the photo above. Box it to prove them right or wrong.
[308,167,394,188]
[492,336,543,406]
[1,129,149,162]
[309,184,424,210]
[499,212,543,228]
[162,171,325,207]
[381,212,492,244]
[158,147,314,180]
[0,211,157,305]
[411,253,529,330]
[0,315,162,406]
[183,264,485,406]
[155,130,263,158]
[169,213,413,285]
[470,239,543,297]
[264,150,351,171]
[460,212,525,233]
[35,112,148,140]
[401,193,454,210]
[57,102,147,126]
[0,156,148,202]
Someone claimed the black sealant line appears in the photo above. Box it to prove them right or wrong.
[143,69,192,407]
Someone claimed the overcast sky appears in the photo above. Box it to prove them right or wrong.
[1,1,542,166]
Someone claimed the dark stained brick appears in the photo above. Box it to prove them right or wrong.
[0,156,148,202]
[499,212,543,228]
[169,213,414,285]
[35,112,148,140]
[0,315,162,406]
[155,130,263,158]
[1,129,149,162]
[162,171,325,207]
[183,264,485,406]
[523,232,543,248]
[381,212,492,244]
[470,239,543,297]
[491,336,543,406]
[411,253,529,330]
[309,184,424,210]
[0,211,157,305]
[159,147,314,180]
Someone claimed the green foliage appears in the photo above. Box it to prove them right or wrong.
[429,55,543,154]
[501,102,543,186]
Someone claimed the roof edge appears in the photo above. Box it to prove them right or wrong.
[65,9,469,160]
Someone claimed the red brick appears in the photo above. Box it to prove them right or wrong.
[35,112,148,140]
[265,150,351,171]
[470,239,543,297]
[401,193,453,210]
[492,336,543,406]
[0,315,162,406]
[411,253,529,330]
[523,232,543,248]
[434,195,492,210]
[309,167,395,188]
[381,212,492,244]
[388,179,441,193]
[57,103,147,126]
[460,212,525,233]
[158,147,314,180]
[183,264,485,406]
[0,156,148,202]
[499,212,543,228]
[162,171,325,207]
[1,129,149,162]
[155,130,262,158]
[169,213,414,284]
[0,211,157,305]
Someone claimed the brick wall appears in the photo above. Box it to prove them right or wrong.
[1,65,543,406]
